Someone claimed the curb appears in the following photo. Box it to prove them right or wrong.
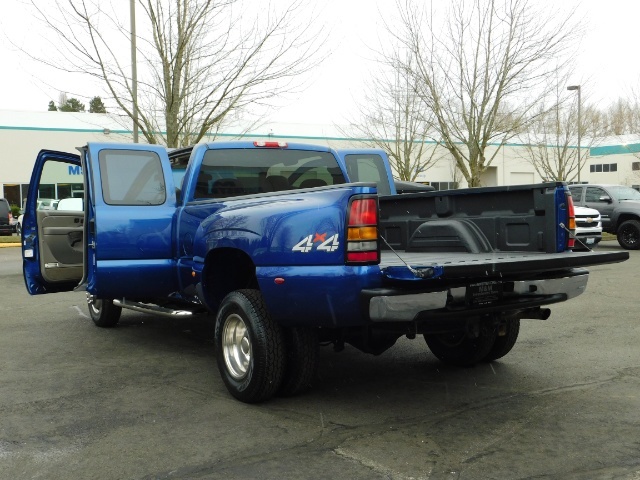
[0,243,21,248]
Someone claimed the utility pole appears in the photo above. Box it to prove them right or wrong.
[567,85,581,182]
[130,0,138,143]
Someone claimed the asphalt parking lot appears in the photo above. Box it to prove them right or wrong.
[2,242,640,480]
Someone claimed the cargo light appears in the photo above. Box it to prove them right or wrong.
[253,141,288,148]
[346,196,379,264]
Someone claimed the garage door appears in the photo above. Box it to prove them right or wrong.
[510,172,535,185]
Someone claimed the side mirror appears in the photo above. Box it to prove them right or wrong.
[598,195,612,203]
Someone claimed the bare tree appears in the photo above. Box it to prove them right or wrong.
[345,55,442,182]
[390,0,584,186]
[626,86,640,136]
[28,0,324,147]
[582,104,609,138]
[520,81,581,181]
[601,98,640,136]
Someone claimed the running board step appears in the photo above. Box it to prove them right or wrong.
[113,299,201,318]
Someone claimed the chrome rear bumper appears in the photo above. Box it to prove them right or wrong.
[367,273,588,322]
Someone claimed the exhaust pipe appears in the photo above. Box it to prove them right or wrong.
[518,307,551,320]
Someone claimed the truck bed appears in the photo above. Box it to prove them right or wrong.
[379,183,568,254]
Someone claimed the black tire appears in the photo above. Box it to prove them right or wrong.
[482,319,520,362]
[87,296,122,327]
[278,326,319,397]
[424,328,497,367]
[214,289,285,403]
[617,219,640,250]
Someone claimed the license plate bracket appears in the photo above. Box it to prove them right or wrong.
[466,281,502,305]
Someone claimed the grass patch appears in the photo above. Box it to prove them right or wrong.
[0,235,20,244]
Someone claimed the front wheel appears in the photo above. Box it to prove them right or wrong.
[214,289,285,403]
[87,295,122,327]
[617,220,640,250]
[424,327,497,367]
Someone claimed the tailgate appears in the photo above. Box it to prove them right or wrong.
[380,250,629,280]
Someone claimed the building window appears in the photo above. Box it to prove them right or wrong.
[633,162,640,171]
[430,181,459,191]
[590,163,617,173]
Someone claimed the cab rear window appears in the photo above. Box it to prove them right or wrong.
[193,149,346,199]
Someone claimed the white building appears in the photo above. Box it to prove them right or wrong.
[586,136,640,188]
[2,109,640,209]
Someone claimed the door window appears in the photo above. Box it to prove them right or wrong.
[568,186,582,202]
[585,187,607,203]
[38,160,84,207]
[98,150,166,205]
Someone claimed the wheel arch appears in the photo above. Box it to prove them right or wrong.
[615,212,640,230]
[200,247,259,314]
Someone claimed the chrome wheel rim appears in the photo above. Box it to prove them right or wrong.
[87,295,102,314]
[222,313,251,380]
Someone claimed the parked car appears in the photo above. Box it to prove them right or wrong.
[56,197,83,211]
[0,198,13,236]
[10,215,19,233]
[16,213,24,236]
[37,198,59,210]
[569,184,640,249]
[573,206,602,250]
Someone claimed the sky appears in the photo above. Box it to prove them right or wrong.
[1,0,640,127]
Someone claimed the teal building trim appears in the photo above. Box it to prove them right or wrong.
[590,143,640,156]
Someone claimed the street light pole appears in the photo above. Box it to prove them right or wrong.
[130,0,138,143]
[567,85,581,182]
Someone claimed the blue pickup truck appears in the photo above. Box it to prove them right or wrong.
[22,141,628,402]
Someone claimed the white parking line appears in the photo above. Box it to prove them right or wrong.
[72,305,89,319]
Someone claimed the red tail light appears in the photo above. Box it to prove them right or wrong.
[566,192,576,249]
[348,198,377,226]
[346,196,379,264]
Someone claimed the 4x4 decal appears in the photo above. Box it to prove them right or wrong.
[292,233,340,253]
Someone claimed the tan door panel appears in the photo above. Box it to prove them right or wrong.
[38,211,84,283]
